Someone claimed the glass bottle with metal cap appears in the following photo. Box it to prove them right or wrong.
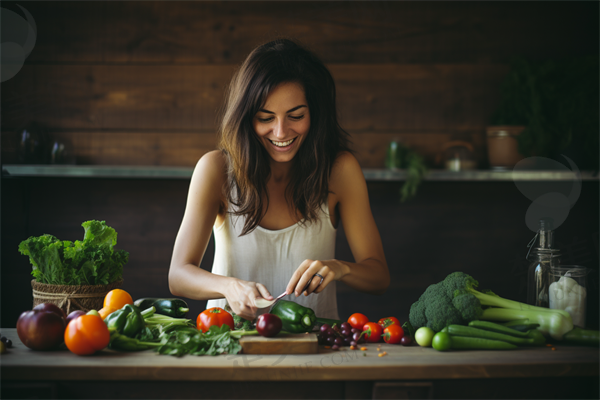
[526,218,561,307]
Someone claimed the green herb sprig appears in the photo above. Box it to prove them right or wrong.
[155,325,242,357]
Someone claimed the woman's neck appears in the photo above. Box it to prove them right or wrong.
[269,159,293,184]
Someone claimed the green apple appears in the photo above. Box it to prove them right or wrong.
[414,327,435,347]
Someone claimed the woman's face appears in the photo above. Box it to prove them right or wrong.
[252,82,310,164]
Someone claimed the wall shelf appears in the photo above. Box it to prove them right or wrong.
[3,164,598,181]
[362,168,598,181]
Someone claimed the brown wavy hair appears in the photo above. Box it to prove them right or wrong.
[218,38,352,235]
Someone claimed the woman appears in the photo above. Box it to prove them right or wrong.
[168,39,390,321]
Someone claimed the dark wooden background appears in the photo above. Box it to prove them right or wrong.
[2,1,598,329]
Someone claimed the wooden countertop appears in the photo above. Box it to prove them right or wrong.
[1,328,598,382]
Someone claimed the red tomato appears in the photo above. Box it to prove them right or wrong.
[377,317,401,329]
[362,322,383,343]
[64,314,110,355]
[348,313,369,330]
[383,324,404,344]
[196,307,234,333]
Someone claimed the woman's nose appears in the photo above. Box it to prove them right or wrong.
[273,119,287,139]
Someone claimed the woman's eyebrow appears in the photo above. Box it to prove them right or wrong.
[258,105,307,114]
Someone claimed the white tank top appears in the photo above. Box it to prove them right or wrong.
[206,202,340,320]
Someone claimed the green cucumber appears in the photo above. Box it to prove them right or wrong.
[450,336,518,350]
[134,298,189,318]
[469,321,546,346]
[562,327,600,347]
[447,325,535,346]
[468,320,530,337]
[500,319,540,332]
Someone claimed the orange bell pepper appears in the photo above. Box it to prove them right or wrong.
[98,289,133,319]
[64,314,110,355]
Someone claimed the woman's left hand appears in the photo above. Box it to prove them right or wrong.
[286,259,349,297]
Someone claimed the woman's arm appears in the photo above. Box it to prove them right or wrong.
[286,152,391,297]
[168,150,231,300]
[168,151,273,320]
[332,152,390,295]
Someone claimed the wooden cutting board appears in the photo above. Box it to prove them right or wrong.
[239,332,318,354]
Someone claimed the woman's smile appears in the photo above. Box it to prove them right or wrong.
[268,137,297,150]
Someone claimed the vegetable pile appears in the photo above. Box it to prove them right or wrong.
[18,220,128,285]
[409,271,575,340]
[408,271,600,350]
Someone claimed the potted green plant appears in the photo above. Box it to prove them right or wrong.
[489,56,599,171]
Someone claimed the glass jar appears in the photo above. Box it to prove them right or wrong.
[548,266,590,328]
[527,218,560,308]
[527,249,560,308]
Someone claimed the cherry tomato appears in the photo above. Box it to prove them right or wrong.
[348,313,369,330]
[383,324,404,344]
[64,314,110,355]
[196,307,235,333]
[362,322,383,343]
[377,317,401,329]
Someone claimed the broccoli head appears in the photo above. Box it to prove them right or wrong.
[452,290,483,321]
[408,272,484,332]
[442,271,478,298]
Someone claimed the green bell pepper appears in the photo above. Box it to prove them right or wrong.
[104,304,145,338]
[270,300,341,333]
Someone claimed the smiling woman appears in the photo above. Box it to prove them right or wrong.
[168,38,390,322]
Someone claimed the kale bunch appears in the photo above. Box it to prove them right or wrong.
[19,220,128,285]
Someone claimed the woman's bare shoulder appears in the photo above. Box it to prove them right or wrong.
[329,151,365,202]
[187,150,228,210]
[331,151,363,182]
[193,150,227,183]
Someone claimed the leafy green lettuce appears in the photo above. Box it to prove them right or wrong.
[18,220,128,285]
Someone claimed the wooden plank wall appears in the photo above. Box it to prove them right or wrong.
[2,2,599,328]
[2,1,598,167]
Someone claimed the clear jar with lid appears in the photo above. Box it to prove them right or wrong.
[527,249,560,308]
[527,218,561,308]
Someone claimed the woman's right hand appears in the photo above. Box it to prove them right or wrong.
[224,278,273,321]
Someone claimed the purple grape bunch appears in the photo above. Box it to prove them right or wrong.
[317,322,365,351]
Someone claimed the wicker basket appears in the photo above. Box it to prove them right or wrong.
[31,279,124,315]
